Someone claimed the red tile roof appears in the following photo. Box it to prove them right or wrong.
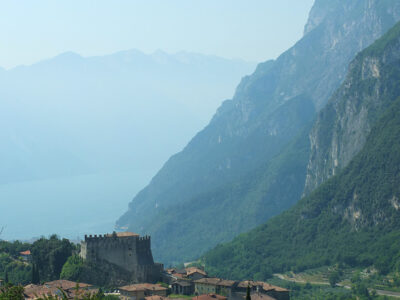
[192,294,227,300]
[217,280,236,287]
[24,281,94,299]
[261,283,288,293]
[194,278,221,285]
[250,293,277,300]
[237,281,288,293]
[106,231,139,237]
[119,283,167,292]
[186,267,207,276]
[145,296,166,300]
[20,250,31,256]
[24,284,58,299]
[194,278,236,287]
[44,280,92,290]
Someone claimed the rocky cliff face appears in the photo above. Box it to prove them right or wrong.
[117,0,400,264]
[203,23,400,278]
[304,16,400,195]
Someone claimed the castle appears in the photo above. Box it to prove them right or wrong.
[80,232,163,283]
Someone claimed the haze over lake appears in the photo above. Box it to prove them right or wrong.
[0,170,154,241]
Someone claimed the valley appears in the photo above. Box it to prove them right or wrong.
[4,1,400,299]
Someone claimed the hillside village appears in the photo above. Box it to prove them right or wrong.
[1,270,289,300]
[0,232,289,300]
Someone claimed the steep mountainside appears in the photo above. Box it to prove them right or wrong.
[203,21,400,280]
[305,16,400,194]
[0,50,254,184]
[118,0,400,264]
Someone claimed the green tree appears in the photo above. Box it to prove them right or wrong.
[246,285,251,300]
[0,284,24,300]
[31,235,75,281]
[352,281,371,298]
[31,263,40,284]
[329,271,340,287]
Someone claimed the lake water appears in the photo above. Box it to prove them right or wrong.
[0,170,154,241]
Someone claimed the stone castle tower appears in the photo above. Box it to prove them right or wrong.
[80,232,163,283]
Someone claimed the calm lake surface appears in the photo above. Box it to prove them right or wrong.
[0,170,154,241]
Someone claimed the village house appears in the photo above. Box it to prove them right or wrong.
[234,281,289,300]
[144,295,166,300]
[192,294,227,300]
[119,283,168,300]
[19,250,31,262]
[249,293,277,300]
[194,278,237,297]
[194,278,220,295]
[171,280,194,295]
[163,270,288,300]
[186,267,208,280]
[164,267,208,286]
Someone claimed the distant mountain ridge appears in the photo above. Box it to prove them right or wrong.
[203,21,400,278]
[117,0,400,264]
[0,49,255,184]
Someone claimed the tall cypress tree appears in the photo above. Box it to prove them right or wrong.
[4,270,9,284]
[31,263,40,284]
[31,264,35,284]
[35,264,40,284]
[246,285,251,300]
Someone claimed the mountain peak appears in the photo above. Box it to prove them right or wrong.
[54,51,82,60]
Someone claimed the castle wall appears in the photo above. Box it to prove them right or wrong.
[80,233,162,283]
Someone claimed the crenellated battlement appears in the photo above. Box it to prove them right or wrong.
[139,235,150,241]
[84,232,142,240]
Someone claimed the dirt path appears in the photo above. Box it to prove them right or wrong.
[274,274,329,286]
[375,289,400,298]
[274,274,400,298]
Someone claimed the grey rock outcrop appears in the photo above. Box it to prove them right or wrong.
[304,18,400,195]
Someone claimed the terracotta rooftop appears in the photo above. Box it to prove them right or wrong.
[186,267,207,276]
[192,294,227,300]
[20,250,31,256]
[194,278,222,285]
[24,284,58,299]
[237,281,264,288]
[119,283,167,292]
[250,293,276,300]
[217,280,236,287]
[44,280,92,290]
[237,281,288,293]
[106,231,139,237]
[145,296,166,300]
[24,281,94,299]
[261,283,288,293]
[68,288,99,299]
[173,281,193,287]
[194,278,236,287]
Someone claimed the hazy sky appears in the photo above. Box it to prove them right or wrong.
[0,0,314,69]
